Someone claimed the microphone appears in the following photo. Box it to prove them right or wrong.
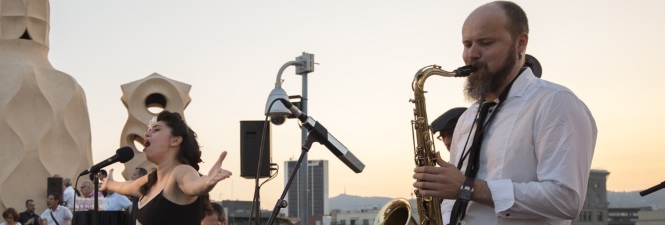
[79,146,134,176]
[277,98,365,173]
[640,181,665,197]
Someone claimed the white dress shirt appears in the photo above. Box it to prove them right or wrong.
[444,68,597,225]
[40,205,72,225]
[102,192,132,211]
[63,186,75,209]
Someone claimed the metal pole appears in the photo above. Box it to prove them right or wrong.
[300,73,309,225]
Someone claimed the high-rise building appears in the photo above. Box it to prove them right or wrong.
[285,160,329,219]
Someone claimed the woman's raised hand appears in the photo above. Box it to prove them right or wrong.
[99,168,114,191]
[207,151,232,187]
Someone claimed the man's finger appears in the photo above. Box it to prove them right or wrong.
[436,152,456,168]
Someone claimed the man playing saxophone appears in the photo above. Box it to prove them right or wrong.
[413,1,597,225]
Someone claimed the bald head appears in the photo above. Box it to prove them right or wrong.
[466,1,529,40]
[463,3,509,41]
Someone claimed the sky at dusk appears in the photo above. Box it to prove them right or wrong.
[42,0,665,207]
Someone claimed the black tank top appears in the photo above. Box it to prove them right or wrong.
[137,190,204,225]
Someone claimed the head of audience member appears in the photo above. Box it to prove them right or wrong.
[201,202,226,225]
[131,167,148,181]
[462,1,529,102]
[80,180,94,197]
[431,107,467,151]
[89,169,108,181]
[25,199,36,213]
[2,207,19,225]
[63,178,72,188]
[47,193,61,210]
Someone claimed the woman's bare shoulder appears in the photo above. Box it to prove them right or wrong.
[172,164,199,177]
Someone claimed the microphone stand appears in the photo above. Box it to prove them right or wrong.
[266,134,316,225]
[93,172,100,225]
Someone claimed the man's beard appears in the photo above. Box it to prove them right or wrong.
[464,46,518,102]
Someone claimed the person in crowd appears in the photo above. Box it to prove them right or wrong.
[430,107,467,151]
[201,202,226,225]
[17,199,40,225]
[102,190,132,211]
[62,178,75,209]
[101,110,232,225]
[79,180,104,199]
[1,207,20,225]
[89,170,109,197]
[131,168,148,181]
[40,193,72,225]
[413,1,597,224]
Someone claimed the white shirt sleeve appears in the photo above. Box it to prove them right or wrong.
[40,210,49,222]
[490,91,596,220]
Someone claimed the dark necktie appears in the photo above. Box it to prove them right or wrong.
[466,102,496,177]
[449,101,496,225]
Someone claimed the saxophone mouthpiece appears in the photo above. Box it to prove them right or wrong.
[455,66,476,77]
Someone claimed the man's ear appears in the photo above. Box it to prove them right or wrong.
[517,32,529,57]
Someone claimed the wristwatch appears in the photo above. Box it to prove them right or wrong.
[458,177,475,202]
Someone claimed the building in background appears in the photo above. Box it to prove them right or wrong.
[636,208,665,225]
[608,207,647,225]
[573,169,610,225]
[285,160,329,224]
[221,200,292,225]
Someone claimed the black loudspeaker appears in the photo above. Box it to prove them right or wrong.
[240,120,271,179]
[47,177,63,197]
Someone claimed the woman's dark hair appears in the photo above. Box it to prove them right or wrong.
[138,110,210,214]
[2,207,18,220]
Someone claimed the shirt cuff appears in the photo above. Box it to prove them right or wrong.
[487,179,514,214]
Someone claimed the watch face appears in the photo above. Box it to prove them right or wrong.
[459,189,473,201]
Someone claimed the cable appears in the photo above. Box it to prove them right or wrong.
[72,176,81,225]
[248,98,280,225]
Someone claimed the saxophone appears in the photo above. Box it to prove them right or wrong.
[374,65,473,225]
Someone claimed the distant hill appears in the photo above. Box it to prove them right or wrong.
[608,190,665,209]
[329,190,665,211]
[329,194,393,211]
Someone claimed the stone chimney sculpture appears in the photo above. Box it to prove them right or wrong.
[119,73,191,180]
[0,0,93,213]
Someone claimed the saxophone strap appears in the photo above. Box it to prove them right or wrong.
[450,67,526,225]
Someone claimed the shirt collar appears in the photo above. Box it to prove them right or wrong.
[505,67,536,100]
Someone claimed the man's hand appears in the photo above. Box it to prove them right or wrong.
[413,152,466,199]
